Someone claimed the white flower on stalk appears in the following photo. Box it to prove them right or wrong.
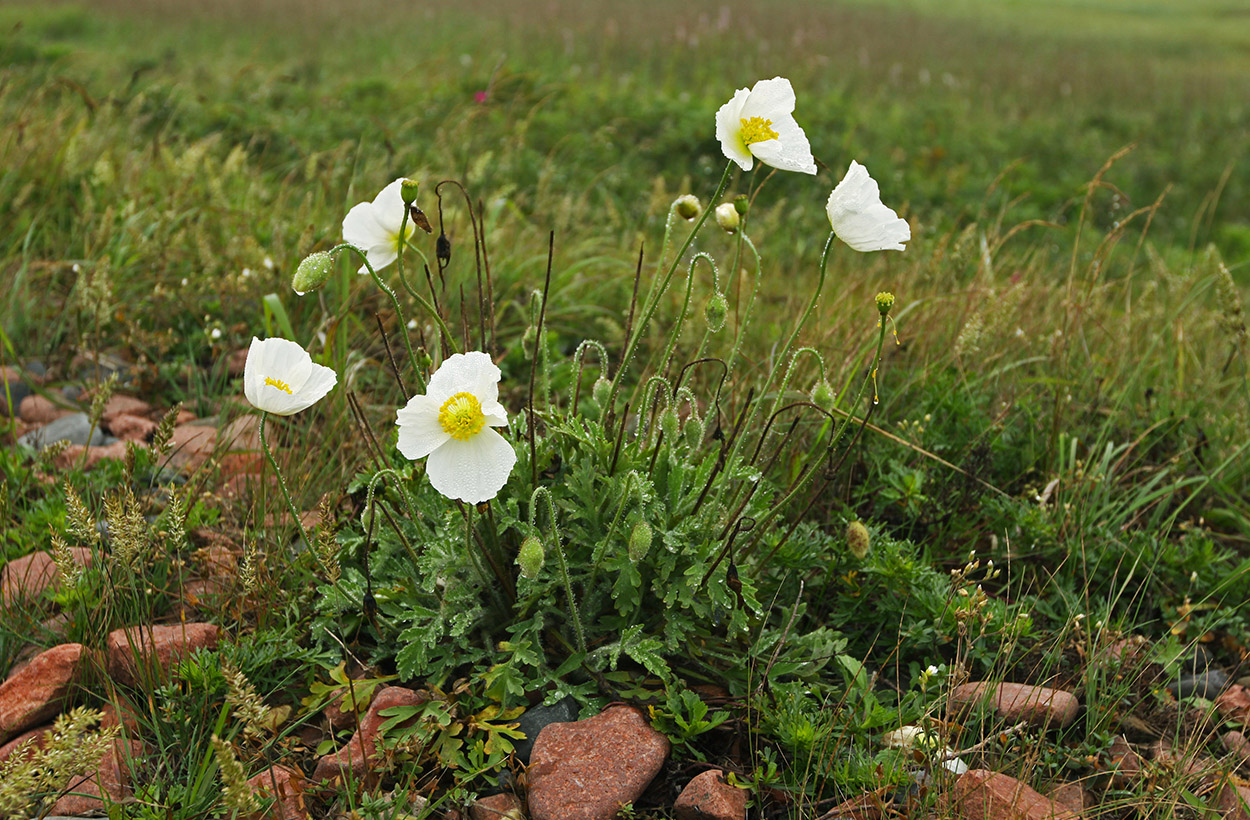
[243,337,337,415]
[825,161,911,252]
[395,351,517,504]
[715,77,816,175]
[341,178,416,275]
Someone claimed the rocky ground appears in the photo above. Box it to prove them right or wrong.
[3,360,1250,819]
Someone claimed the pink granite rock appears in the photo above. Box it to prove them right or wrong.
[106,623,221,686]
[1,547,93,606]
[948,682,1079,728]
[470,792,524,820]
[1224,730,1250,762]
[1216,685,1250,726]
[953,770,1081,820]
[108,413,158,441]
[312,686,428,787]
[0,724,50,766]
[0,643,86,744]
[1046,783,1089,815]
[247,764,308,820]
[674,769,747,820]
[166,423,217,471]
[57,440,136,470]
[100,395,152,426]
[527,704,670,820]
[1215,782,1250,820]
[49,737,143,814]
[19,394,71,424]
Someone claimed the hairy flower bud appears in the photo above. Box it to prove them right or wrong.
[846,520,870,560]
[292,251,334,296]
[811,379,835,411]
[684,414,705,449]
[592,377,612,408]
[674,194,701,220]
[660,408,681,442]
[517,535,545,579]
[715,202,739,234]
[704,291,728,333]
[400,177,420,205]
[628,520,653,563]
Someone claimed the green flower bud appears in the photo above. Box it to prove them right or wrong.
[811,379,835,412]
[846,520,870,560]
[733,194,749,215]
[517,535,545,579]
[292,251,334,296]
[704,291,728,333]
[592,378,612,408]
[684,414,705,449]
[400,178,420,205]
[715,202,739,234]
[674,194,701,220]
[660,408,681,442]
[628,520,653,563]
[875,291,896,316]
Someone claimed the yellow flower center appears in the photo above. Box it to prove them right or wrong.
[264,376,293,394]
[438,391,486,441]
[739,116,779,146]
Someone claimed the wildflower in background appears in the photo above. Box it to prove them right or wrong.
[715,77,816,175]
[826,161,911,252]
[243,337,337,416]
[342,178,416,274]
[292,251,334,296]
[395,351,517,504]
[674,194,702,220]
[715,202,740,234]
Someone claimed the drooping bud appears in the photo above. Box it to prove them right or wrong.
[811,379,835,411]
[684,414,705,449]
[292,251,334,296]
[400,178,420,205]
[660,408,681,442]
[715,202,739,234]
[592,378,612,408]
[674,194,701,220]
[704,291,728,333]
[517,535,545,579]
[846,520,870,559]
[733,194,749,216]
[627,520,653,563]
[875,291,895,317]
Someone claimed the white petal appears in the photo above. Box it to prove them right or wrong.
[715,87,754,171]
[242,336,265,409]
[739,76,797,122]
[826,161,910,252]
[243,337,318,413]
[370,178,408,234]
[425,427,517,504]
[342,201,393,254]
[747,114,816,175]
[291,362,337,410]
[359,243,399,275]
[396,395,450,459]
[426,351,502,407]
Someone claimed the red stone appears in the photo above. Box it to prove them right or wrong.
[527,704,670,820]
[470,792,524,820]
[1104,735,1141,786]
[948,682,1079,728]
[48,737,143,814]
[1224,731,1250,762]
[312,686,428,787]
[167,424,217,471]
[100,395,152,425]
[1215,685,1250,726]
[228,348,249,377]
[1,547,93,606]
[106,623,221,687]
[247,764,307,820]
[952,770,1081,820]
[19,394,71,424]
[108,413,157,441]
[1215,782,1250,820]
[674,769,748,820]
[197,544,241,578]
[57,440,136,470]
[0,724,50,766]
[101,698,144,737]
[220,415,261,451]
[0,643,86,744]
[1046,783,1088,814]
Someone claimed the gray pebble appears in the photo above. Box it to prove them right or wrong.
[17,413,106,450]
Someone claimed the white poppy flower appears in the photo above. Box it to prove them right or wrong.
[341,178,416,275]
[395,351,517,504]
[243,337,338,415]
[825,161,911,252]
[715,77,816,175]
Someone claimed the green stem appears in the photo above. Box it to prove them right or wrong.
[607,162,733,412]
[747,315,888,544]
[533,487,586,655]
